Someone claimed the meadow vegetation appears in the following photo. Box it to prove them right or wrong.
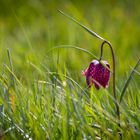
[0,0,140,139]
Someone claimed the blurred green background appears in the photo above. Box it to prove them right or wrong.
[0,0,140,139]
[0,0,139,89]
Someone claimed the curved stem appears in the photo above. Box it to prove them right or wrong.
[99,40,120,128]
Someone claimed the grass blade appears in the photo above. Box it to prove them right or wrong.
[58,10,105,41]
[129,66,140,76]
[47,45,98,59]
[7,48,15,89]
[120,58,140,103]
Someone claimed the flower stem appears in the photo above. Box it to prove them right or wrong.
[99,40,121,134]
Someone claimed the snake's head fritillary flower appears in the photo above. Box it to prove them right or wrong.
[82,60,110,89]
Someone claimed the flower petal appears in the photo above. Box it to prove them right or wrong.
[83,60,110,89]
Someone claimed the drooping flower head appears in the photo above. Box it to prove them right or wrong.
[82,60,110,89]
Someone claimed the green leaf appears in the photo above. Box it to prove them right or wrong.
[58,10,105,41]
[120,58,140,103]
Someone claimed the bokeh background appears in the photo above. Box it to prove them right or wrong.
[0,0,139,93]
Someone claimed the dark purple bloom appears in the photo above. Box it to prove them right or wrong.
[82,60,110,89]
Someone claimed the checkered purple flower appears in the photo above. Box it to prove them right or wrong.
[82,60,110,89]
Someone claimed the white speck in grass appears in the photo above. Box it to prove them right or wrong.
[62,81,67,87]
[25,134,29,138]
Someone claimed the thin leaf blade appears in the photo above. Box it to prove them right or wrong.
[120,58,140,103]
[58,10,105,41]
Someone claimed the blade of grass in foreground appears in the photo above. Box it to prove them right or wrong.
[47,45,98,59]
[58,10,105,41]
[120,58,140,103]
[7,48,16,89]
[28,61,89,99]
[129,66,140,76]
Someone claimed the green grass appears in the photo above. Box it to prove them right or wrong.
[0,0,140,140]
